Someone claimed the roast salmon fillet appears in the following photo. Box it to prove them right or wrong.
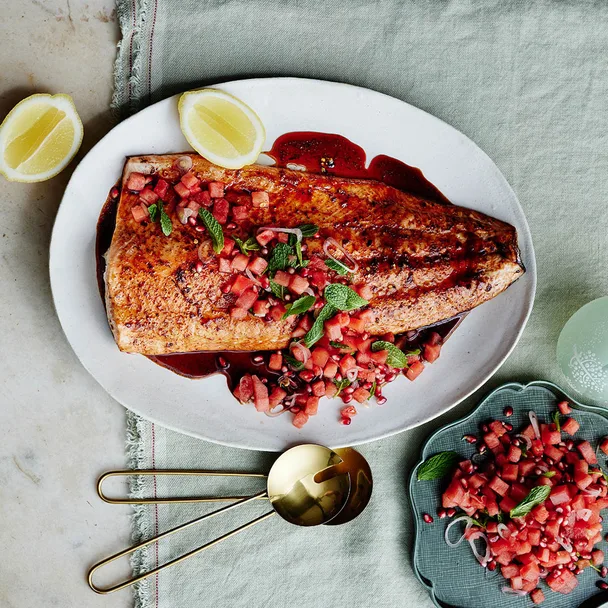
[105,154,524,355]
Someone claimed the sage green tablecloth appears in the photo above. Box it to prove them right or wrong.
[114,2,608,606]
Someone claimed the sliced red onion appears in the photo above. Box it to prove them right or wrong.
[501,587,528,596]
[322,237,358,273]
[290,341,310,365]
[468,530,490,567]
[528,411,540,439]
[258,226,303,242]
[245,268,263,287]
[583,488,602,498]
[515,434,532,450]
[174,155,193,174]
[303,287,315,297]
[346,368,359,383]
[444,515,474,548]
[265,403,289,417]
[556,536,573,552]
[577,508,593,521]
[497,523,510,539]
[178,207,195,225]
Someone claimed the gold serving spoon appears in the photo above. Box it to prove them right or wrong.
[88,444,373,594]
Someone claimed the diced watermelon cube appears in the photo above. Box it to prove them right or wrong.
[251,375,269,412]
[557,400,572,415]
[499,495,517,512]
[153,178,170,199]
[592,550,604,566]
[174,182,190,198]
[252,299,270,317]
[541,426,561,445]
[310,380,326,397]
[325,317,343,341]
[219,257,232,273]
[292,410,309,428]
[232,205,249,222]
[550,485,571,506]
[247,256,268,276]
[501,564,520,579]
[507,445,522,463]
[231,253,250,272]
[561,417,580,436]
[212,198,230,224]
[521,561,540,581]
[423,343,441,363]
[405,360,425,381]
[311,347,330,368]
[310,270,329,290]
[186,200,201,214]
[233,374,253,402]
[304,396,319,416]
[131,204,149,223]
[268,386,287,407]
[268,353,283,371]
[181,171,199,189]
[268,303,287,321]
[502,463,519,481]
[530,589,545,605]
[251,191,269,207]
[323,361,338,379]
[192,190,212,206]
[356,283,373,300]
[352,387,371,403]
[544,445,564,462]
[126,172,147,191]
[488,475,509,497]
[235,288,258,310]
[273,270,291,287]
[231,274,254,295]
[442,479,465,508]
[139,186,159,205]
[574,470,593,490]
[230,306,248,320]
[208,182,225,198]
[601,437,608,456]
[221,237,235,257]
[339,355,357,375]
[577,440,598,465]
[289,275,309,295]
[256,230,275,246]
[348,316,367,334]
[510,576,523,591]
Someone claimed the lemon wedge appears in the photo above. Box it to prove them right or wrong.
[178,89,265,169]
[0,93,83,183]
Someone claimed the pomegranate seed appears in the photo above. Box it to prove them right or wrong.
[487,561,497,571]
[216,356,228,368]
[539,541,547,548]
[518,476,525,483]
[534,468,542,475]
[300,268,309,277]
[566,440,574,450]
[226,223,236,230]
[447,508,456,517]
[288,267,295,275]
[513,439,520,447]
[261,247,269,255]
[504,423,513,431]
[437,508,447,519]
[376,396,387,405]
[503,406,513,417]
[221,283,232,294]
[344,387,354,395]
[462,434,477,444]
[290,406,301,413]
[252,355,264,364]
[281,366,288,373]
[574,568,583,575]
[284,294,291,301]
[481,424,489,433]
[598,581,608,590]
[423,513,433,524]
[195,225,204,232]
[340,416,352,425]
[478,443,487,454]
[556,507,563,514]
[110,186,120,198]
[342,394,353,404]
[335,373,343,381]
[195,261,204,273]
[188,216,197,226]
[601,566,608,578]
[385,373,397,383]
[261,377,268,384]
[557,517,564,524]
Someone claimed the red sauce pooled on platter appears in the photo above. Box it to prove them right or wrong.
[95,132,462,385]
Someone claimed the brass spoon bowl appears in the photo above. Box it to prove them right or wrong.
[88,444,355,594]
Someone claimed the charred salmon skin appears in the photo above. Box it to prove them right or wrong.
[104,154,524,355]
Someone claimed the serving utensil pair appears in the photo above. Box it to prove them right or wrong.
[88,444,372,594]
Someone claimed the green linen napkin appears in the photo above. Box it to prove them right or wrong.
[114,1,608,607]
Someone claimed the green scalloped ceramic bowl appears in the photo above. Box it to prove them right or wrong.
[409,381,608,608]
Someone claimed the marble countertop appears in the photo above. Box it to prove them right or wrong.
[0,2,131,606]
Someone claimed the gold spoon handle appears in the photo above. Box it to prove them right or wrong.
[97,469,268,504]
[88,491,274,594]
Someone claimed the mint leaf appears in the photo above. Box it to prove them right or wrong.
[304,303,337,347]
[369,380,377,398]
[234,236,260,255]
[267,242,292,275]
[553,411,561,432]
[283,295,315,319]
[148,203,158,222]
[510,486,551,518]
[330,340,351,350]
[324,284,368,311]
[371,341,409,368]
[298,224,319,238]
[333,377,351,397]
[198,208,224,254]
[269,280,285,300]
[159,202,172,236]
[542,471,556,478]
[296,241,304,267]
[417,451,460,481]
[284,353,304,371]
[325,259,350,275]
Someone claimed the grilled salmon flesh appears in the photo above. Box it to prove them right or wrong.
[104,154,524,355]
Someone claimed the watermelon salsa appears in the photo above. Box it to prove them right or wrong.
[424,401,608,604]
[126,166,444,428]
